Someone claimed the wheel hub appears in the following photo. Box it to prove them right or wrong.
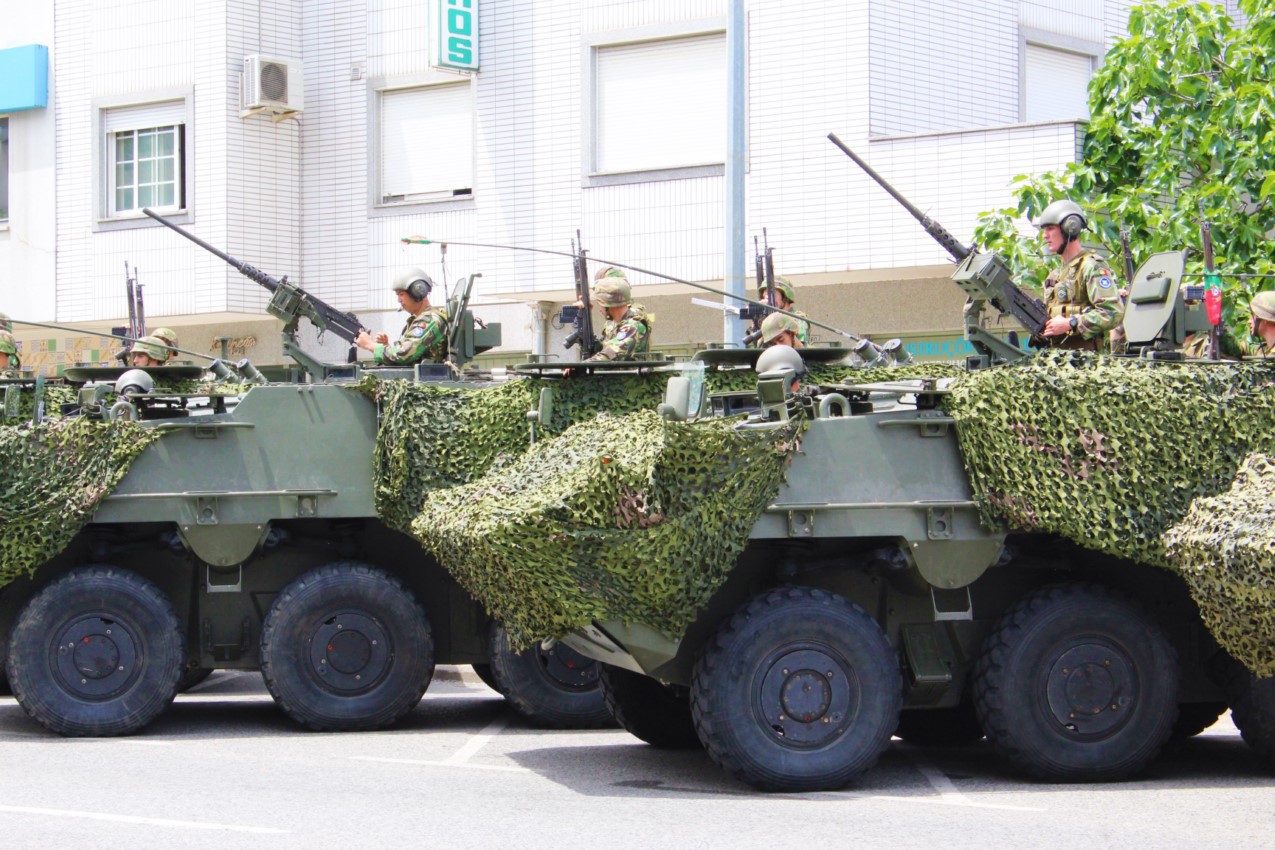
[54,616,140,699]
[310,612,391,693]
[536,642,599,690]
[758,648,856,747]
[1046,643,1136,736]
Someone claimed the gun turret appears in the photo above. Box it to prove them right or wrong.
[143,208,366,378]
[827,133,1046,364]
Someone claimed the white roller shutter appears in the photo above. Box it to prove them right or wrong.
[595,33,726,174]
[1024,44,1093,122]
[103,101,186,133]
[380,83,473,202]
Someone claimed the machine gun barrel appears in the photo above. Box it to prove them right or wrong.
[143,207,365,345]
[827,133,971,263]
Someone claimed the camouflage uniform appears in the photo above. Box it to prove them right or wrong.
[1041,250,1124,351]
[374,308,449,366]
[589,305,653,361]
[1182,331,1272,359]
[0,313,11,333]
[754,277,810,346]
[0,330,20,376]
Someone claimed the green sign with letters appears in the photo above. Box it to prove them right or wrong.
[434,0,479,71]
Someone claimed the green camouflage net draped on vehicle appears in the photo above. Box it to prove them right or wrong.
[702,360,968,394]
[0,384,78,424]
[0,417,158,586]
[409,409,798,647]
[1164,454,1275,678]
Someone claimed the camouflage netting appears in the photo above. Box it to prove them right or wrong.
[1164,454,1275,678]
[409,409,798,646]
[0,417,159,586]
[702,360,968,393]
[1,384,78,424]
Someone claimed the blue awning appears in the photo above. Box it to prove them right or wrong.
[0,45,49,113]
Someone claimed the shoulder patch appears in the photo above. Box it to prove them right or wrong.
[409,327,426,338]
[1098,276,1113,289]
[615,325,635,342]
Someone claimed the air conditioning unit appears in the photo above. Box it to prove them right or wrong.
[240,55,304,119]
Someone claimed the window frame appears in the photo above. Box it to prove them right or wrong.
[368,71,477,217]
[581,18,730,188]
[1018,28,1101,125]
[92,90,194,232]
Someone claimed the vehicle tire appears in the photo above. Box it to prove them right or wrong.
[599,664,700,749]
[469,662,501,693]
[691,587,902,792]
[1170,701,1228,740]
[1227,670,1275,768]
[260,562,434,731]
[894,703,984,747]
[5,566,184,736]
[487,622,613,728]
[974,582,1179,781]
[177,667,214,693]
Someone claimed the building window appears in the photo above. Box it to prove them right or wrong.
[593,32,726,175]
[379,83,473,205]
[1023,44,1093,122]
[101,100,188,219]
[0,117,9,222]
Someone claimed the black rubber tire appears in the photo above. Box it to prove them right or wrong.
[691,587,902,792]
[894,703,985,747]
[598,664,700,749]
[5,566,184,736]
[177,667,214,693]
[1227,669,1275,768]
[469,662,502,693]
[487,622,613,728]
[260,563,434,731]
[1170,701,1228,741]
[974,582,1179,781]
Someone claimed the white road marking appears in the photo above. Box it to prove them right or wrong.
[0,804,287,834]
[168,691,494,704]
[351,715,518,773]
[444,715,510,765]
[350,756,530,774]
[897,750,1046,812]
[869,794,1045,812]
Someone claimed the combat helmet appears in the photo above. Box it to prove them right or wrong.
[592,272,632,307]
[0,312,11,333]
[1036,200,1088,238]
[1251,291,1275,323]
[152,327,179,352]
[132,335,169,363]
[392,268,435,301]
[761,311,802,345]
[0,330,20,368]
[758,275,797,305]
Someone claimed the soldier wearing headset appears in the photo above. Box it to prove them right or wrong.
[356,268,450,366]
[1035,200,1124,351]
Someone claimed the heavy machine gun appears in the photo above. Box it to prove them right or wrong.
[827,134,1046,365]
[143,208,365,379]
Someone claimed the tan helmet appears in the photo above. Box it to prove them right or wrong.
[132,335,169,362]
[0,330,20,368]
[152,326,179,350]
[592,274,632,307]
[1036,200,1088,238]
[392,268,434,301]
[758,276,797,306]
[761,311,802,345]
[594,266,628,282]
[1251,291,1275,323]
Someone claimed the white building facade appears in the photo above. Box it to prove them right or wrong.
[0,0,1237,366]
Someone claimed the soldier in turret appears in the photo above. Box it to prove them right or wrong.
[151,327,179,363]
[356,269,450,366]
[0,312,12,333]
[760,311,805,349]
[584,268,653,362]
[1183,290,1275,359]
[130,336,169,368]
[757,277,810,346]
[1035,200,1124,351]
[0,330,21,376]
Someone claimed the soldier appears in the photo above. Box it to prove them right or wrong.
[151,327,179,363]
[355,268,449,366]
[0,330,21,375]
[757,277,810,346]
[760,311,805,349]
[1035,200,1123,351]
[0,312,11,333]
[130,336,169,368]
[584,268,653,362]
[1183,291,1275,359]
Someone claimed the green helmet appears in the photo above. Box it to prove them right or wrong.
[392,268,435,301]
[152,327,179,351]
[1036,200,1087,237]
[761,311,802,345]
[0,312,11,333]
[1251,291,1275,323]
[0,330,19,367]
[594,266,627,282]
[592,274,632,307]
[132,335,168,362]
[758,276,797,305]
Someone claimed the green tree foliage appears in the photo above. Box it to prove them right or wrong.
[973,0,1275,330]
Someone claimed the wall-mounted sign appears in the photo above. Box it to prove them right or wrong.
[433,0,479,72]
[0,44,49,113]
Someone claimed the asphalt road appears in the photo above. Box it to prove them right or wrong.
[0,668,1272,850]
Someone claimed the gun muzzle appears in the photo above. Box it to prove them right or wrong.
[743,328,763,345]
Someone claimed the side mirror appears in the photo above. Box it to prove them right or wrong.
[526,386,554,442]
[658,376,691,422]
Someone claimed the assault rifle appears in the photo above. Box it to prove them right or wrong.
[561,231,601,358]
[741,232,778,346]
[143,208,366,378]
[828,133,1047,364]
[114,262,147,362]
